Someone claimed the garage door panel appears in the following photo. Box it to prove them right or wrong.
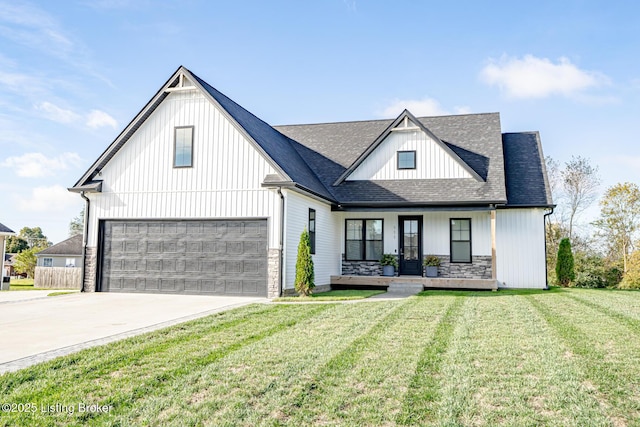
[100,219,267,296]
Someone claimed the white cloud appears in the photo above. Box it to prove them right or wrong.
[35,101,81,124]
[480,54,609,99]
[15,185,80,213]
[378,97,472,118]
[1,152,82,177]
[0,1,74,57]
[86,109,117,129]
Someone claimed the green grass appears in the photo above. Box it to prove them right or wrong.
[47,291,77,297]
[274,289,385,301]
[2,288,640,426]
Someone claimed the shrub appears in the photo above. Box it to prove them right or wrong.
[620,251,640,289]
[295,228,315,296]
[573,252,606,288]
[556,238,575,287]
[423,255,441,267]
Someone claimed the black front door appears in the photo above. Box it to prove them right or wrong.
[399,216,422,275]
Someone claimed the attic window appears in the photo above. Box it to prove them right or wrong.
[174,126,193,168]
[397,151,416,170]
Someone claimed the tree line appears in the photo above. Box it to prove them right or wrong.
[546,156,640,288]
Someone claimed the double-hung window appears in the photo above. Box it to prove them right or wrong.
[43,258,53,267]
[174,126,194,168]
[450,218,471,263]
[345,219,383,261]
[308,209,316,254]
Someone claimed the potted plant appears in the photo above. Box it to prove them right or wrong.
[380,254,398,277]
[423,255,441,277]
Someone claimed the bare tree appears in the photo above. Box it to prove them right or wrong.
[561,156,600,240]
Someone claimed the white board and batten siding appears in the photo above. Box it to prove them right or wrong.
[347,129,473,181]
[339,211,491,257]
[283,190,340,290]
[496,209,547,288]
[87,90,282,247]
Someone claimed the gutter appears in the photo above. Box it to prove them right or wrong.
[276,187,285,297]
[543,207,555,290]
[79,191,90,293]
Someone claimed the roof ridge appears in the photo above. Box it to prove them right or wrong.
[275,112,500,128]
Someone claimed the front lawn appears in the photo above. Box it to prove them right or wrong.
[1,288,639,426]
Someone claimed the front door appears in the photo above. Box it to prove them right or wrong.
[399,216,422,275]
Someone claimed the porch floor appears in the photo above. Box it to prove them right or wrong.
[330,275,498,291]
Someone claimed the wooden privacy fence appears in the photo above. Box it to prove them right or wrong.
[34,267,82,289]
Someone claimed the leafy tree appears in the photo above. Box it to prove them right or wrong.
[619,251,640,289]
[593,182,640,273]
[18,226,51,248]
[556,238,575,287]
[69,207,85,237]
[13,248,40,279]
[294,228,315,296]
[561,156,600,240]
[5,236,28,253]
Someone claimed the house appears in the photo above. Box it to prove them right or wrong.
[0,222,15,287]
[69,66,553,298]
[4,253,18,278]
[36,234,83,268]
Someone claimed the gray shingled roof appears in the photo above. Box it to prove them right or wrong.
[71,67,551,208]
[37,234,82,256]
[0,222,14,234]
[502,132,553,206]
[275,113,509,205]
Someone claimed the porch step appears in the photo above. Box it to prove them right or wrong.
[387,282,424,295]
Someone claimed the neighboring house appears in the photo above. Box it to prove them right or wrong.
[4,253,18,278]
[69,66,553,298]
[0,222,15,286]
[36,234,83,268]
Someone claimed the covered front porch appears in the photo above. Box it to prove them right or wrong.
[331,275,498,291]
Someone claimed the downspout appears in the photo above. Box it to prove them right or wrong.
[277,187,285,297]
[543,207,555,290]
[79,191,90,293]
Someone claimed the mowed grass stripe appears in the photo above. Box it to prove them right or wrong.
[436,293,609,426]
[396,295,466,425]
[122,301,401,426]
[0,303,332,427]
[563,289,640,331]
[1,302,276,394]
[527,294,640,425]
[282,295,455,425]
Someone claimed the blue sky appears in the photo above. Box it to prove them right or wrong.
[0,0,638,243]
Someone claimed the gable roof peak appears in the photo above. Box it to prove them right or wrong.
[333,109,485,185]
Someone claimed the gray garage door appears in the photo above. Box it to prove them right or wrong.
[99,219,268,296]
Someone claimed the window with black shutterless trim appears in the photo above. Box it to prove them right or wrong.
[450,218,471,263]
[397,150,416,169]
[309,209,316,254]
[345,219,383,261]
[174,126,193,168]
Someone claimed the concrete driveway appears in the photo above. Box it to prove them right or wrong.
[0,292,266,373]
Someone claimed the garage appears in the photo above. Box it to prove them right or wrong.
[97,219,268,296]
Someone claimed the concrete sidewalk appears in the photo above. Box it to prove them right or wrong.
[0,292,266,373]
